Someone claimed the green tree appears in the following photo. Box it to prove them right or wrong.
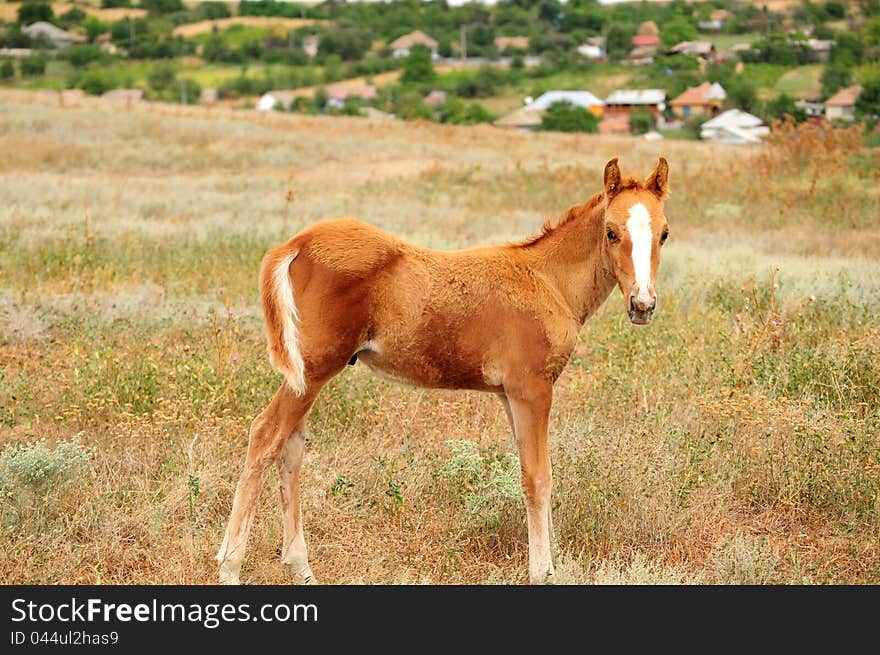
[855,77,880,118]
[537,101,599,133]
[726,77,758,113]
[863,16,880,46]
[605,22,634,61]
[1,59,14,80]
[629,109,655,135]
[401,44,435,84]
[147,62,176,92]
[393,91,433,120]
[830,32,863,65]
[65,44,102,68]
[79,69,113,95]
[18,2,54,25]
[139,0,184,15]
[20,54,47,76]
[58,7,87,29]
[439,98,494,125]
[820,62,852,99]
[763,93,808,123]
[85,17,109,42]
[660,16,698,48]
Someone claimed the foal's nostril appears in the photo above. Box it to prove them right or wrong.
[630,294,656,313]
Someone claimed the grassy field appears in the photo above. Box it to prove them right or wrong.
[0,91,878,584]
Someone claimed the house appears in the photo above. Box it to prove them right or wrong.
[795,99,825,124]
[199,88,218,105]
[628,45,657,65]
[824,85,861,122]
[597,114,630,135]
[806,39,832,63]
[95,33,116,55]
[302,35,320,59]
[256,90,299,112]
[423,90,448,107]
[604,89,666,118]
[577,37,606,61]
[666,41,716,60]
[100,89,144,105]
[527,90,604,116]
[22,22,85,49]
[632,21,660,48]
[669,82,725,118]
[494,90,604,130]
[699,9,731,32]
[389,30,438,59]
[494,36,529,52]
[360,107,394,121]
[325,81,378,109]
[494,107,545,130]
[700,109,769,144]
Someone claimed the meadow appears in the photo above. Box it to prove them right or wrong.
[0,90,878,584]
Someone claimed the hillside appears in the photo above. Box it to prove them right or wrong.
[1,91,878,584]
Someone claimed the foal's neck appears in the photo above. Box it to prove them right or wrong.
[521,194,616,324]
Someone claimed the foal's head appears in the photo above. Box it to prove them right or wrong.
[601,157,670,325]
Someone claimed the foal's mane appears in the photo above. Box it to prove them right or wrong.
[514,175,647,248]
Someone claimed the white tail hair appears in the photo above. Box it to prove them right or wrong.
[269,251,306,396]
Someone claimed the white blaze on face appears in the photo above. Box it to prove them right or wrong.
[626,202,654,304]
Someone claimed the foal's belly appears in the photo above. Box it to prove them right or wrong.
[355,341,499,392]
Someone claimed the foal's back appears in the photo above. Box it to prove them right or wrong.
[279,218,566,391]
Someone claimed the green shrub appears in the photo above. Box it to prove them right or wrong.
[629,108,655,135]
[79,69,115,95]
[439,440,522,527]
[439,98,494,125]
[537,100,599,133]
[0,436,91,524]
[0,59,14,80]
[401,44,435,84]
[64,44,103,68]
[18,2,54,25]
[20,54,47,77]
[147,62,176,92]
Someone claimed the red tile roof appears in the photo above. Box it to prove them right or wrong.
[825,85,862,107]
[389,30,438,50]
[632,34,660,47]
[670,82,713,107]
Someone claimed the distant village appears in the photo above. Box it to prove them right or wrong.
[251,21,865,146]
[3,1,876,146]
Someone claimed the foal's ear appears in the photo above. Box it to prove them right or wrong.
[603,157,621,201]
[645,156,669,199]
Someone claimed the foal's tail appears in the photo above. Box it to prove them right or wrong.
[260,244,307,396]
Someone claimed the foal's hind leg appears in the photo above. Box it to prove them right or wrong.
[216,383,317,584]
[277,419,315,584]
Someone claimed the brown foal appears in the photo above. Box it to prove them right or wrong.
[216,156,671,584]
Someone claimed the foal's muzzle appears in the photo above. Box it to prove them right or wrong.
[628,294,656,325]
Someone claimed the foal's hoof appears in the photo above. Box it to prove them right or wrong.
[529,570,556,585]
[293,566,317,585]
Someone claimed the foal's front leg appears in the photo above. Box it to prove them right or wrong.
[503,383,555,584]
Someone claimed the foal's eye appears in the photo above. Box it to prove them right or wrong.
[606,229,618,243]
[660,229,669,244]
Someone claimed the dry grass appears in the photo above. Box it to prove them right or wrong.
[0,92,878,585]
[171,17,329,39]
[0,3,147,23]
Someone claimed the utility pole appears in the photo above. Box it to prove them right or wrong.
[460,24,466,62]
